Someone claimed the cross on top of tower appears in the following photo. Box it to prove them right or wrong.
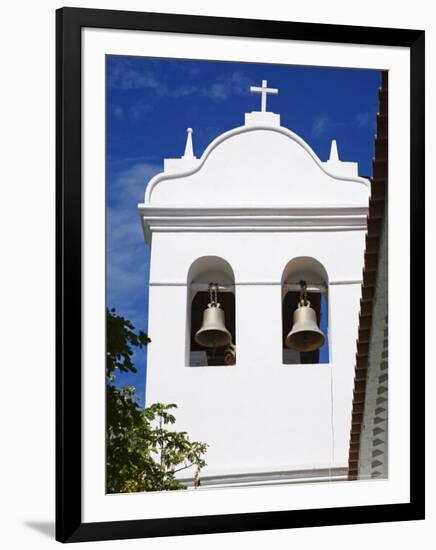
[250,79,278,112]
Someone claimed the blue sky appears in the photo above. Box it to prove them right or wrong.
[106,55,381,406]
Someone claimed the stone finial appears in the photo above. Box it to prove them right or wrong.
[163,127,199,172]
[323,139,358,176]
[182,127,196,159]
[329,139,340,162]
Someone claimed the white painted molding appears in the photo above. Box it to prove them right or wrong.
[180,467,349,489]
[138,204,369,242]
[149,279,363,287]
[139,206,369,216]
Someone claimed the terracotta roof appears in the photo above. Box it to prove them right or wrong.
[348,71,388,480]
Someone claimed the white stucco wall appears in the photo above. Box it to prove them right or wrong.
[140,114,369,479]
[145,230,365,477]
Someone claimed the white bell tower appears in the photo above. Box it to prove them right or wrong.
[138,80,370,486]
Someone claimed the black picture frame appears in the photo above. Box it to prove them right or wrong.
[56,7,425,543]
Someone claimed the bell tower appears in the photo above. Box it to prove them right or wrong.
[139,80,370,486]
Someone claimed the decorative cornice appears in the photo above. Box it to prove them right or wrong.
[138,205,369,242]
[179,467,348,488]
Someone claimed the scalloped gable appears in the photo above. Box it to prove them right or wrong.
[144,125,370,208]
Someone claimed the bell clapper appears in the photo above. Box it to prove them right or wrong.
[209,282,218,307]
[299,279,308,305]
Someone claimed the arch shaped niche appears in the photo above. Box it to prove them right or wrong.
[281,257,330,365]
[186,256,236,367]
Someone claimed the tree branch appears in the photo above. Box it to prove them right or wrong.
[173,462,197,474]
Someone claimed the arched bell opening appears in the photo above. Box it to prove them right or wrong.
[281,257,329,365]
[186,256,236,367]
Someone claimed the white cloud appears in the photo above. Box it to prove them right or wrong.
[209,83,227,100]
[128,101,152,121]
[108,62,161,91]
[109,60,251,104]
[311,116,330,137]
[106,162,160,315]
[355,111,376,130]
[110,162,161,203]
[108,60,198,99]
[206,71,251,101]
[171,85,198,98]
[109,105,124,119]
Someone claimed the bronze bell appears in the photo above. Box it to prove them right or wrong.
[286,300,325,352]
[195,302,232,348]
